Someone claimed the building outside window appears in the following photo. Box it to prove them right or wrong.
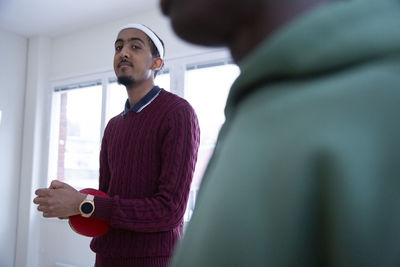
[54,82,102,189]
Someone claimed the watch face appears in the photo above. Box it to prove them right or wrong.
[81,202,94,214]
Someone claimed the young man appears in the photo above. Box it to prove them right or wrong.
[160,0,400,266]
[34,24,200,266]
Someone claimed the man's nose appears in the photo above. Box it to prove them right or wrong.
[120,47,129,59]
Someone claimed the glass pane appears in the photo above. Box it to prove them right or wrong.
[155,72,170,91]
[55,85,102,189]
[106,82,126,122]
[185,63,240,189]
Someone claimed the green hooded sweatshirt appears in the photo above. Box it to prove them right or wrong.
[172,1,400,266]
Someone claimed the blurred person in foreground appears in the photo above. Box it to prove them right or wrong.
[160,0,400,266]
[34,24,200,267]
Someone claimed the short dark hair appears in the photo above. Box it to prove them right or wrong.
[146,33,165,77]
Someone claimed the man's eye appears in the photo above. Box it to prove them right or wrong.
[132,45,141,49]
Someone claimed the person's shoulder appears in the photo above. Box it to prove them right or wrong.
[225,61,400,153]
[159,89,196,114]
[109,112,124,122]
[159,89,187,103]
[104,112,124,130]
[242,55,400,119]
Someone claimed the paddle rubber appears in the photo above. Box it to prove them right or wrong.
[69,188,110,237]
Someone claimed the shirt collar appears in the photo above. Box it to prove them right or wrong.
[123,86,162,116]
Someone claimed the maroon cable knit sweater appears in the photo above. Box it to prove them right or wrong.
[90,89,200,267]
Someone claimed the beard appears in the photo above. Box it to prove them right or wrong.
[117,76,135,87]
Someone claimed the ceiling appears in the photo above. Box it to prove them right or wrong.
[0,0,159,38]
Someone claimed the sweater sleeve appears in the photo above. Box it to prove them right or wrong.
[93,103,200,232]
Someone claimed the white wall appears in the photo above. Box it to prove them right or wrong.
[50,8,213,80]
[0,7,223,266]
[15,36,54,267]
[0,29,28,267]
[32,7,220,267]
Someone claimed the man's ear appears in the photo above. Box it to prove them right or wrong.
[152,57,163,71]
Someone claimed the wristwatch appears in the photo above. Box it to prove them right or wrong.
[79,194,95,218]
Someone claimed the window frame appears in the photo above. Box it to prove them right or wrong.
[47,49,236,220]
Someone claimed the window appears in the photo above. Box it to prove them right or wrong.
[48,50,239,223]
[49,72,171,189]
[185,61,240,190]
[155,70,170,92]
[50,82,103,189]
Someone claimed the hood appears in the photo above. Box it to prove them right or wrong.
[226,0,400,118]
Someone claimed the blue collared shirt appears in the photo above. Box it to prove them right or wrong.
[123,86,162,116]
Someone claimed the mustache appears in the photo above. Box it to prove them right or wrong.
[118,59,133,68]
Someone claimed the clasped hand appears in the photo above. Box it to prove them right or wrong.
[33,180,86,218]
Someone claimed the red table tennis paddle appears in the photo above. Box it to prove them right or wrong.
[69,188,110,237]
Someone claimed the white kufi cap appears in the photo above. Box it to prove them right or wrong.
[118,24,164,59]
